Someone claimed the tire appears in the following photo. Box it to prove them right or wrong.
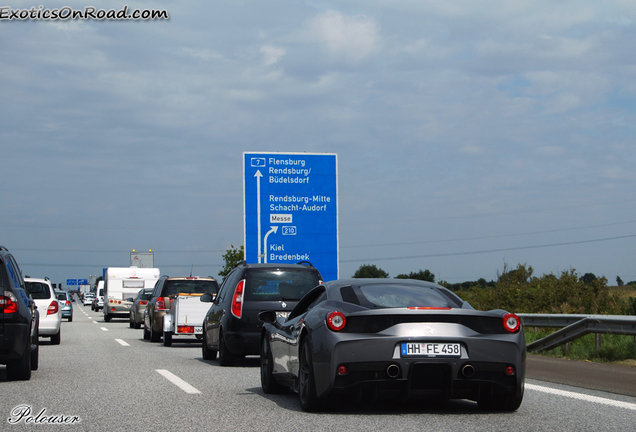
[202,330,217,360]
[163,331,172,347]
[104,313,111,322]
[218,331,235,366]
[261,337,287,394]
[143,324,150,340]
[134,321,141,329]
[68,316,73,322]
[50,328,61,345]
[30,327,39,371]
[129,319,135,328]
[299,337,323,412]
[6,343,32,381]
[150,321,161,342]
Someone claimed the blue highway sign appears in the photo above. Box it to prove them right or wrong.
[78,279,88,285]
[244,152,338,281]
[66,279,77,286]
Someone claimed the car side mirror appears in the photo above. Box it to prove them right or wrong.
[200,293,216,303]
[257,310,283,329]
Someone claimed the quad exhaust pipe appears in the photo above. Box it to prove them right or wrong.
[462,364,475,378]
[386,364,400,378]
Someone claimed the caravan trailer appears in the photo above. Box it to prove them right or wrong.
[103,267,160,322]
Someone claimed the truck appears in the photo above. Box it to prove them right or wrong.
[103,267,160,322]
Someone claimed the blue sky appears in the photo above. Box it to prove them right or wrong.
[1,1,635,287]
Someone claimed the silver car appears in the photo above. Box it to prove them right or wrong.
[129,288,153,329]
[55,290,73,322]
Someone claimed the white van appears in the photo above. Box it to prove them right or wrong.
[93,280,105,311]
[103,267,160,322]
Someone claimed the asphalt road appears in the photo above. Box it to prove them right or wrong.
[1,303,635,431]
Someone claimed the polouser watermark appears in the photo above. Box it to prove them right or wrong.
[0,5,169,21]
[7,404,81,425]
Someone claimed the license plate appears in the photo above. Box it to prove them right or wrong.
[276,311,290,319]
[194,327,202,334]
[401,342,461,357]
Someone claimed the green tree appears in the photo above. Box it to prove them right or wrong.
[580,273,597,284]
[352,264,388,278]
[396,269,435,282]
[616,276,624,286]
[219,245,244,280]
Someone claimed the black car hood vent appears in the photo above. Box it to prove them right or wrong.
[345,314,505,334]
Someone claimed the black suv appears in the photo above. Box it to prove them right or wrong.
[0,246,39,380]
[201,261,323,366]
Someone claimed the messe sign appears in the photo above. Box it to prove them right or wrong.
[244,152,338,281]
[66,279,77,286]
[78,279,88,285]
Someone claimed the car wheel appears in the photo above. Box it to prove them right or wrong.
[218,331,235,366]
[261,337,287,394]
[134,321,141,329]
[30,327,39,371]
[143,324,150,340]
[104,314,111,322]
[150,321,161,342]
[163,331,173,347]
[129,319,135,328]
[6,343,32,381]
[202,330,217,360]
[68,316,73,322]
[299,337,323,412]
[50,328,61,345]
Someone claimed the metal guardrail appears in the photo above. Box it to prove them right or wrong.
[518,314,636,352]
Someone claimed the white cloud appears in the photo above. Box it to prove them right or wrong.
[260,45,286,66]
[306,10,379,61]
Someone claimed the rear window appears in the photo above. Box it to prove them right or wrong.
[139,290,153,300]
[244,269,320,301]
[56,292,67,301]
[25,282,51,299]
[162,280,219,296]
[340,284,462,309]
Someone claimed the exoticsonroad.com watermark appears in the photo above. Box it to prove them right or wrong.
[7,405,81,425]
[0,5,169,21]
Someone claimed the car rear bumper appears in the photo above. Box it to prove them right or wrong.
[224,330,259,355]
[0,323,30,363]
[38,314,61,335]
[314,331,525,401]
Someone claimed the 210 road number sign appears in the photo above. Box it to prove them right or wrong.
[243,152,338,282]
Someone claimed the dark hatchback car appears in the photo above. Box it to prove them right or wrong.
[201,261,323,366]
[0,245,39,380]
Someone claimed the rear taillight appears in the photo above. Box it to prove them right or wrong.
[47,300,59,315]
[65,301,71,306]
[156,297,167,310]
[139,300,148,306]
[231,280,245,318]
[177,325,195,334]
[0,292,19,314]
[502,313,520,333]
[326,311,346,332]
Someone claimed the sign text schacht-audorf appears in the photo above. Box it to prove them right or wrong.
[269,195,331,212]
